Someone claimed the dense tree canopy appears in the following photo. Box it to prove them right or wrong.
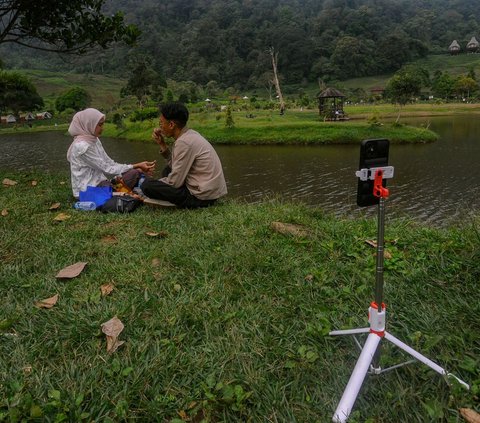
[55,87,91,112]
[0,0,139,53]
[1,0,480,89]
[0,71,44,115]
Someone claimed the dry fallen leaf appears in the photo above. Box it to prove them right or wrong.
[53,213,71,222]
[365,239,377,248]
[305,274,314,282]
[145,231,168,238]
[151,258,161,267]
[56,262,88,279]
[22,366,32,375]
[177,410,188,420]
[49,203,61,211]
[271,221,310,237]
[100,283,114,297]
[35,294,59,309]
[101,316,125,353]
[101,234,118,244]
[2,178,17,186]
[1,209,8,217]
[31,180,38,187]
[460,408,480,423]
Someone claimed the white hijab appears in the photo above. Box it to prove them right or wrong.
[67,108,105,161]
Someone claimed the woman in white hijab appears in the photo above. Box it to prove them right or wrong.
[67,108,155,198]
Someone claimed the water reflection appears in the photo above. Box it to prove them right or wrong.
[0,115,479,225]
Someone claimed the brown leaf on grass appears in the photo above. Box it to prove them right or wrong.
[56,262,87,279]
[305,274,314,282]
[271,221,310,237]
[101,234,118,244]
[365,239,377,248]
[3,178,17,186]
[101,316,125,353]
[177,410,188,420]
[53,213,71,222]
[151,258,161,267]
[460,408,480,423]
[49,203,61,211]
[145,231,168,238]
[100,283,114,297]
[35,294,59,309]
[31,180,38,187]
[1,209,8,217]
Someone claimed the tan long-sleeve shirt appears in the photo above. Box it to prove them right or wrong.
[160,129,227,200]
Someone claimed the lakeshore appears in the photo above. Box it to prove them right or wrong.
[2,102,470,144]
[0,170,478,421]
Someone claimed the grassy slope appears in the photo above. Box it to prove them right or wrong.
[15,53,480,109]
[0,171,479,422]
[289,54,480,96]
[20,69,126,110]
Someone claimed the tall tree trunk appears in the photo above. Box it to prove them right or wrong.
[268,47,285,114]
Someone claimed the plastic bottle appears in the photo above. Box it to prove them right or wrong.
[73,201,97,211]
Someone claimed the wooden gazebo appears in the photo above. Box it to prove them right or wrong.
[448,40,461,55]
[318,87,347,121]
[467,36,479,53]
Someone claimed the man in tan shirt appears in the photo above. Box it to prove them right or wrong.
[141,102,227,208]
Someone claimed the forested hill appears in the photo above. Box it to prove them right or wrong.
[3,0,480,89]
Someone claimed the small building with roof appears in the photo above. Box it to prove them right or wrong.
[448,40,461,55]
[19,112,36,121]
[36,111,52,120]
[1,114,17,124]
[466,36,479,53]
[318,87,348,121]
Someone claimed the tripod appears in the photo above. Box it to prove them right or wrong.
[329,167,469,423]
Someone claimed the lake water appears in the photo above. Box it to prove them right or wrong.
[1,115,479,225]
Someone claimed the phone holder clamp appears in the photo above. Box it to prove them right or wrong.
[355,165,394,181]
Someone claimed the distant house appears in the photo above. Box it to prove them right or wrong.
[370,86,385,99]
[36,111,52,120]
[466,36,479,53]
[19,112,36,121]
[448,40,461,55]
[1,115,17,124]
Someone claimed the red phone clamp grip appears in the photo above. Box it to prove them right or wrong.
[373,169,389,198]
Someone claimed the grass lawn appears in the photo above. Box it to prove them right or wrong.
[1,171,479,422]
[102,109,438,145]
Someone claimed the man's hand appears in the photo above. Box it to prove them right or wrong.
[152,128,167,150]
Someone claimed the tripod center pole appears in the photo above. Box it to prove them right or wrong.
[373,170,389,311]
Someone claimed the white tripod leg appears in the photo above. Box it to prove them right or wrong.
[333,332,382,423]
[384,332,470,390]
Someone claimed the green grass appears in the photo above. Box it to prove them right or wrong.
[1,171,479,422]
[102,109,438,145]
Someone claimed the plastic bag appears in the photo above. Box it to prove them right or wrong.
[79,185,113,207]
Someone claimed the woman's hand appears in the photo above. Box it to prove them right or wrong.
[134,161,156,175]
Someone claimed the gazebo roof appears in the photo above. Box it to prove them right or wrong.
[467,36,479,48]
[318,87,345,98]
[449,40,460,49]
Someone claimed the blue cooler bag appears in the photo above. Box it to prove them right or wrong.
[79,185,113,207]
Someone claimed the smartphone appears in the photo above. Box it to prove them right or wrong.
[356,139,389,207]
